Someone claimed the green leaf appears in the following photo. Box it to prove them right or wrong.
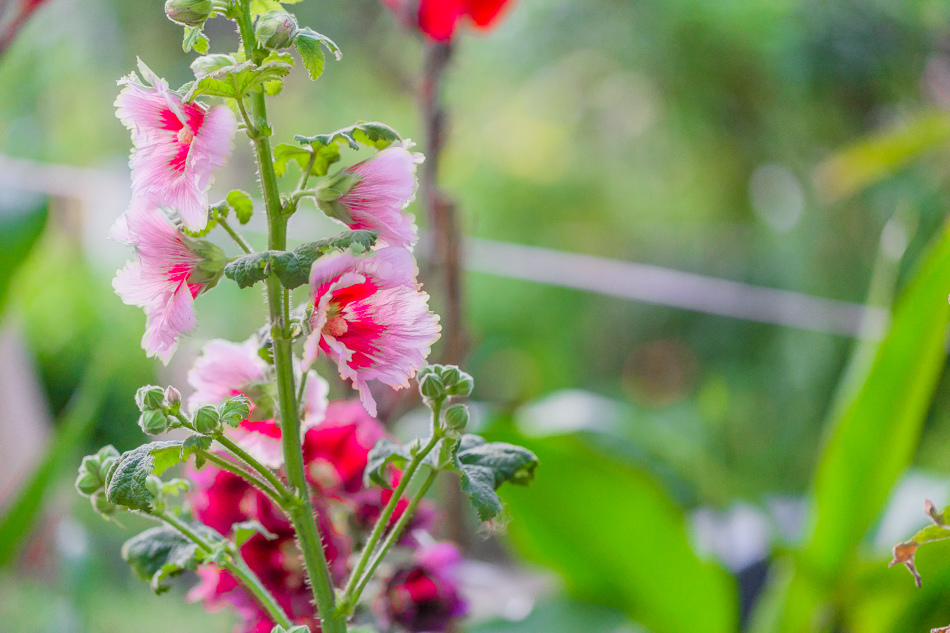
[815,111,950,202]
[226,190,254,224]
[233,520,277,547]
[455,435,538,521]
[105,441,183,512]
[364,439,412,489]
[122,522,220,593]
[180,435,212,461]
[270,626,311,633]
[186,61,292,101]
[492,431,737,633]
[249,0,287,15]
[223,230,379,289]
[191,54,237,79]
[183,26,209,54]
[295,27,341,81]
[294,122,402,177]
[751,227,950,632]
[273,143,313,177]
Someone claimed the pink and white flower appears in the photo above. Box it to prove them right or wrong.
[116,65,236,231]
[188,338,330,468]
[331,144,422,248]
[303,247,440,417]
[113,204,224,363]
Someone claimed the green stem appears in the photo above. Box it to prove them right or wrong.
[216,434,289,499]
[296,150,318,191]
[159,511,292,628]
[352,467,439,602]
[235,4,343,631]
[217,215,254,254]
[196,448,284,505]
[340,401,444,612]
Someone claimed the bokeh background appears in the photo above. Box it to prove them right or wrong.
[4,0,950,632]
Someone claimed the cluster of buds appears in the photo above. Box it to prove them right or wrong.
[74,445,121,517]
[418,365,474,436]
[134,385,182,435]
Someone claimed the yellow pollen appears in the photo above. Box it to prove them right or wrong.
[177,127,195,145]
[324,316,348,337]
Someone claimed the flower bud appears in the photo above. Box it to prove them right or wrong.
[446,374,474,398]
[98,455,118,483]
[188,240,228,289]
[255,12,298,49]
[139,409,170,435]
[75,468,102,496]
[164,386,182,411]
[193,405,221,435]
[419,373,445,400]
[219,395,251,428]
[438,365,461,387]
[136,385,165,412]
[443,404,469,433]
[92,491,118,517]
[164,0,212,26]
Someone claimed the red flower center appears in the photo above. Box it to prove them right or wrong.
[177,126,195,145]
[324,316,349,337]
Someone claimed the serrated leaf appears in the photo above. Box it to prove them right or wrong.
[183,26,209,54]
[271,626,311,633]
[122,522,221,593]
[105,441,183,512]
[295,122,402,177]
[226,190,254,224]
[456,435,538,521]
[223,231,379,290]
[249,0,284,14]
[181,435,212,460]
[186,61,292,102]
[273,143,313,177]
[233,520,278,547]
[295,27,341,81]
[364,438,412,489]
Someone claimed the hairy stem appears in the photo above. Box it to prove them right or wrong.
[215,434,290,499]
[217,215,254,254]
[340,401,444,613]
[235,4,344,631]
[196,448,284,504]
[159,511,292,628]
[352,467,439,601]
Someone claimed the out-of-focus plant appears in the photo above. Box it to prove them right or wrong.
[71,2,537,632]
[0,0,50,57]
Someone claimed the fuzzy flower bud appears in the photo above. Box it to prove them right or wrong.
[443,404,469,433]
[193,405,221,435]
[446,374,474,398]
[164,0,212,26]
[136,385,166,412]
[92,491,118,517]
[140,409,170,435]
[438,365,461,387]
[419,372,445,401]
[75,455,104,496]
[255,12,298,49]
[164,386,182,412]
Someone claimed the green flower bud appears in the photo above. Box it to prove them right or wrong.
[255,12,298,49]
[438,365,461,387]
[92,491,118,517]
[419,373,445,400]
[139,409,170,435]
[188,240,227,290]
[443,404,469,432]
[446,374,474,398]
[75,469,102,496]
[193,405,221,435]
[98,455,118,482]
[220,395,251,428]
[164,0,212,26]
[136,385,165,412]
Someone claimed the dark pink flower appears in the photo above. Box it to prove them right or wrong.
[112,203,224,362]
[381,0,514,42]
[116,64,235,231]
[378,543,469,632]
[303,247,440,417]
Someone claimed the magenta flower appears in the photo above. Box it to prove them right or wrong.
[303,247,440,417]
[112,204,224,363]
[377,543,469,633]
[116,65,236,231]
[188,338,330,468]
[332,144,421,248]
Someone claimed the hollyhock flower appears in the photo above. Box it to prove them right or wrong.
[303,400,386,495]
[321,144,421,248]
[304,247,440,417]
[112,203,226,362]
[381,0,513,42]
[378,543,469,633]
[188,466,349,633]
[116,64,236,231]
[188,338,330,468]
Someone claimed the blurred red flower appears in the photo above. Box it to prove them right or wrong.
[381,0,513,41]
